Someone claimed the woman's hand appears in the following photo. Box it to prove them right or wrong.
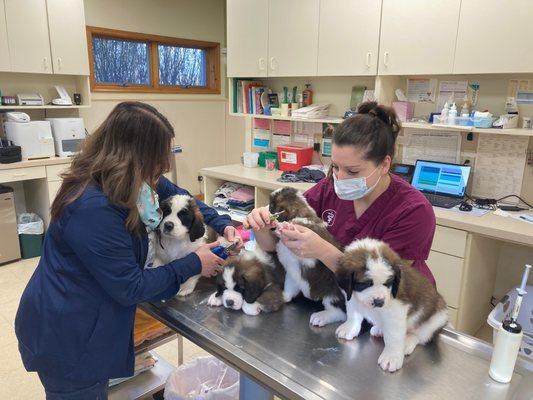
[223,226,243,251]
[195,242,224,277]
[243,206,275,231]
[278,223,328,259]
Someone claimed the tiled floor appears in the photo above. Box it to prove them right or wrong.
[0,258,208,400]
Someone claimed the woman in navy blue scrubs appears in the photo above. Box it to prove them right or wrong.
[15,102,238,399]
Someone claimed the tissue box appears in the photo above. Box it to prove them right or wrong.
[392,101,415,122]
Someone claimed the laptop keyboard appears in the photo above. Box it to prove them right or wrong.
[423,193,463,209]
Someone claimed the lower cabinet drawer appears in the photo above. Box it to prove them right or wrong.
[432,225,467,257]
[0,166,46,183]
[427,250,464,308]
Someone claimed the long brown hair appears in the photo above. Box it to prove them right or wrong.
[51,101,175,232]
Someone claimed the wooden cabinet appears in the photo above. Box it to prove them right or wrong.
[0,0,10,72]
[5,0,52,74]
[268,0,320,77]
[226,0,268,78]
[317,0,381,76]
[46,0,89,75]
[378,0,461,75]
[454,0,533,73]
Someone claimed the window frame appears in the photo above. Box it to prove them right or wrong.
[86,26,221,94]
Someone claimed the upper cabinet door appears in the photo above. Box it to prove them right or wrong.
[5,0,52,74]
[47,0,89,75]
[226,0,269,78]
[268,0,320,77]
[318,0,381,76]
[454,0,533,73]
[379,0,461,75]
[0,0,11,72]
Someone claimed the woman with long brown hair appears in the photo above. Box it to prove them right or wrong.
[15,102,239,399]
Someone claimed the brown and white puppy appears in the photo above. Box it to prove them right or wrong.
[153,194,206,296]
[269,187,346,327]
[336,238,448,372]
[207,250,285,315]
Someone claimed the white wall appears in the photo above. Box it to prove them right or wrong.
[80,0,244,193]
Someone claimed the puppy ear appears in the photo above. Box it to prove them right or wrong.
[155,227,164,249]
[241,270,265,304]
[188,202,205,242]
[391,264,401,298]
[336,270,354,301]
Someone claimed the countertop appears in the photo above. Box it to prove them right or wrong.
[143,281,533,400]
[200,164,533,246]
[0,156,72,170]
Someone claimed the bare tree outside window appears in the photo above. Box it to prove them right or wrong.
[159,45,206,87]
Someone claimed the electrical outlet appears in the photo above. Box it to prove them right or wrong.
[197,175,203,182]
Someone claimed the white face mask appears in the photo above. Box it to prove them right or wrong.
[333,166,381,201]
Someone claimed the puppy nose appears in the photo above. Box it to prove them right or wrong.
[372,298,384,308]
[226,299,234,307]
[163,221,174,232]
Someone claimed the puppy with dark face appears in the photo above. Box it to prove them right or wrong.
[207,251,285,316]
[336,238,448,372]
[153,194,206,296]
[269,187,346,327]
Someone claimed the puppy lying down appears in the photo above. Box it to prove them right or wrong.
[208,250,285,316]
[336,238,448,372]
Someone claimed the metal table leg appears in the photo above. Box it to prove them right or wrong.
[177,334,184,366]
[239,373,274,400]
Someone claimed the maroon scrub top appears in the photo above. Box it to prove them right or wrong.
[305,173,436,284]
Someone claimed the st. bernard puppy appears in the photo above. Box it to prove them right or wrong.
[336,238,448,372]
[269,187,346,327]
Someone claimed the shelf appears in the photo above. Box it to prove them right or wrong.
[109,352,175,400]
[230,112,344,124]
[402,122,533,137]
[134,331,177,356]
[0,104,90,110]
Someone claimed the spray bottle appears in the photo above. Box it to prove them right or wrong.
[448,102,457,125]
[440,102,449,124]
[489,264,531,383]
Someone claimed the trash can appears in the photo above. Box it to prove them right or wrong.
[17,213,44,259]
[164,356,239,400]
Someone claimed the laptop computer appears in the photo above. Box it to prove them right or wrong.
[411,160,472,209]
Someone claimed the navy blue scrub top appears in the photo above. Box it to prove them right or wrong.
[15,176,231,382]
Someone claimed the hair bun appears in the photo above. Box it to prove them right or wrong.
[357,101,401,138]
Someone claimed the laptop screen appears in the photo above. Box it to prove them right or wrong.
[411,160,471,198]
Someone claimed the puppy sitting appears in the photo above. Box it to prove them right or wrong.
[336,238,448,372]
[270,187,346,327]
[153,194,206,296]
[207,251,285,316]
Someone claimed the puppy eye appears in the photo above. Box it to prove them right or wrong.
[354,281,373,291]
[384,279,394,288]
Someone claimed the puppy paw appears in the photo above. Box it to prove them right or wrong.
[378,350,404,372]
[335,320,361,341]
[404,334,419,356]
[370,326,383,337]
[207,292,223,307]
[310,310,344,327]
[242,302,261,316]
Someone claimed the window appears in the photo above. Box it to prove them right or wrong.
[87,27,220,94]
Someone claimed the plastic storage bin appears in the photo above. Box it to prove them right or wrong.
[17,213,44,259]
[164,356,239,400]
[277,145,313,172]
[487,285,532,365]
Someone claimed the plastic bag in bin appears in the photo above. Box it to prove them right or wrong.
[17,213,44,235]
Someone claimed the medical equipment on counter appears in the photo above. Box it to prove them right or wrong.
[5,112,30,123]
[16,93,44,106]
[51,86,72,106]
[0,139,21,164]
[489,265,531,383]
[1,95,17,106]
[45,118,86,157]
[4,121,54,159]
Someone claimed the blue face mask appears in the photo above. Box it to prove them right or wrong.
[137,182,162,231]
[333,166,381,201]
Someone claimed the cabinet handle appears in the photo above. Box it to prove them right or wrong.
[383,51,390,67]
[57,57,62,71]
[366,52,372,68]
[43,57,48,71]
[270,57,277,72]
[258,57,265,71]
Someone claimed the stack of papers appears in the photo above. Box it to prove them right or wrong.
[291,104,330,119]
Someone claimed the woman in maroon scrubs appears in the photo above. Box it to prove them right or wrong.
[246,101,436,284]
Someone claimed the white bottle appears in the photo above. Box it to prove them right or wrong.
[448,102,457,125]
[461,101,470,118]
[440,102,449,124]
[489,319,523,383]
